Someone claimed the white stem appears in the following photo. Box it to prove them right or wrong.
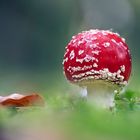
[79,80,120,109]
[80,87,87,97]
[86,85,115,109]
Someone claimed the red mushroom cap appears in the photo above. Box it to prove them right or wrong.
[63,29,132,87]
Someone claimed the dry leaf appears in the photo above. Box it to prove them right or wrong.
[0,93,45,107]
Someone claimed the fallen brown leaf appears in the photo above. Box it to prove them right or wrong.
[0,93,45,107]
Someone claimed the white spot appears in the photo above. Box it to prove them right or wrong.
[67,66,72,73]
[116,69,124,80]
[64,48,69,57]
[119,42,127,50]
[120,65,125,73]
[78,50,84,55]
[122,81,127,85]
[70,65,93,73]
[89,44,98,48]
[117,69,121,75]
[89,29,99,35]
[72,35,76,39]
[83,65,92,70]
[114,32,120,37]
[102,31,108,36]
[78,40,85,46]
[122,38,126,42]
[91,36,97,40]
[71,66,81,72]
[62,57,68,64]
[119,42,124,46]
[92,50,100,55]
[76,58,84,63]
[70,50,75,60]
[72,39,76,43]
[93,63,98,68]
[112,39,122,47]
[111,39,117,44]
[84,55,96,62]
[117,75,124,80]
[103,42,110,48]
[65,57,68,62]
[72,73,85,78]
[95,59,99,62]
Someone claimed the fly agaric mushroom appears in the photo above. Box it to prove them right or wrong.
[63,29,132,108]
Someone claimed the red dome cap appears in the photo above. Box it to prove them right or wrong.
[63,29,132,86]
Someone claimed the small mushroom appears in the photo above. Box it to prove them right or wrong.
[63,29,132,108]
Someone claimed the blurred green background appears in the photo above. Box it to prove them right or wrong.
[0,1,140,140]
[0,0,139,94]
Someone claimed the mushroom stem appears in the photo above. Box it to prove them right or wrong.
[86,85,116,109]
[80,81,119,109]
[80,87,87,97]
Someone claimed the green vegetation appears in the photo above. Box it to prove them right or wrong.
[0,89,140,140]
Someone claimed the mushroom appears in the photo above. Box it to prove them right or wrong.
[63,29,132,108]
